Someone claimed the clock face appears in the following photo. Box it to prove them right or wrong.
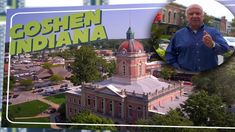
[121,49,127,55]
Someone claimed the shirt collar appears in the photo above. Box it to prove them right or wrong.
[186,24,205,33]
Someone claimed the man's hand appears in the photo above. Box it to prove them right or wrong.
[203,31,215,48]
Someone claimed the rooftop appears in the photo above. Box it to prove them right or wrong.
[96,75,173,95]
[149,94,188,115]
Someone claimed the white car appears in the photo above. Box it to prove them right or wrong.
[223,36,235,48]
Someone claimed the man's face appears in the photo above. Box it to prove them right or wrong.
[186,7,204,30]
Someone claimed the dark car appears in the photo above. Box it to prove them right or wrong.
[12,94,19,98]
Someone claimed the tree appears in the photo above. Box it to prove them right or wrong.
[136,109,195,132]
[19,79,33,90]
[42,62,53,69]
[3,76,16,95]
[71,45,106,85]
[1,105,15,127]
[69,110,116,131]
[49,74,63,84]
[181,90,235,127]
[57,102,66,121]
[159,66,175,79]
[203,14,213,26]
[191,54,235,105]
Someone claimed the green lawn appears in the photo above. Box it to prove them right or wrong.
[45,93,65,105]
[10,117,51,128]
[9,100,50,117]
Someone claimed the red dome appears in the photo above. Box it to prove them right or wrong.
[118,40,144,53]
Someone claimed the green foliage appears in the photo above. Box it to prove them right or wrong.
[181,91,235,127]
[192,54,235,105]
[160,34,171,39]
[149,24,165,49]
[19,79,33,90]
[159,66,175,79]
[71,45,110,85]
[57,102,66,121]
[156,48,166,59]
[204,14,214,26]
[69,110,116,131]
[42,62,53,69]
[49,74,63,84]
[1,105,14,127]
[136,110,194,132]
[3,76,16,95]
[107,60,116,76]
[49,48,77,59]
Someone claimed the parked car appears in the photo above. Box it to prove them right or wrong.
[224,36,235,48]
[12,94,19,98]
[159,39,170,50]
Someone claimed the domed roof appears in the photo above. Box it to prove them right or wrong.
[118,39,144,53]
[118,27,144,53]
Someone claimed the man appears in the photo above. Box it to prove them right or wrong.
[165,4,229,72]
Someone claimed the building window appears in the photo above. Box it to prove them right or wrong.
[139,61,142,76]
[123,62,126,76]
[168,11,171,23]
[128,105,133,118]
[137,107,142,118]
[118,103,122,116]
[87,96,91,105]
[78,99,81,105]
[101,100,104,109]
[174,12,177,24]
[162,10,166,22]
[110,101,113,112]
[73,98,76,103]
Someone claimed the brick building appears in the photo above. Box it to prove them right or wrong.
[154,3,186,35]
[65,27,187,124]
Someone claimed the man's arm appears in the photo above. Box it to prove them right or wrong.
[212,30,230,54]
[165,36,180,69]
[203,30,230,54]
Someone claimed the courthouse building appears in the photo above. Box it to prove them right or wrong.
[65,28,186,123]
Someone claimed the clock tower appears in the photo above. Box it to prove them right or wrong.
[112,27,149,84]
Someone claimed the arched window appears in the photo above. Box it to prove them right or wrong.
[123,61,126,76]
[128,105,133,118]
[174,12,177,24]
[139,61,142,76]
[162,10,166,22]
[137,107,142,118]
[168,11,171,23]
[109,101,113,112]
